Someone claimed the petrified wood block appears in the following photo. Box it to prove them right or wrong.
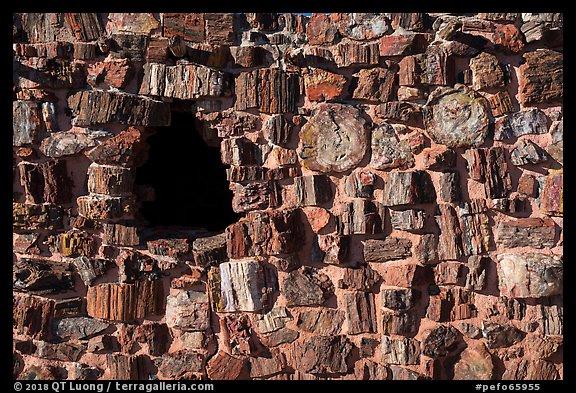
[67,90,171,127]
[423,85,489,148]
[86,281,163,322]
[298,103,368,173]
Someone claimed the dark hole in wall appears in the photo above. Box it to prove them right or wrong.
[135,110,241,231]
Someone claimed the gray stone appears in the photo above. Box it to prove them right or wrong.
[282,267,334,307]
[13,100,42,146]
[254,307,292,334]
[421,324,461,358]
[363,238,412,262]
[40,130,108,158]
[510,139,548,166]
[389,209,425,231]
[67,90,171,127]
[54,317,110,340]
[466,255,488,291]
[482,322,525,349]
[381,309,419,335]
[337,200,383,235]
[438,171,461,203]
[261,327,299,347]
[140,63,230,99]
[294,175,333,207]
[496,218,556,249]
[547,120,563,165]
[73,257,109,286]
[381,288,418,310]
[494,109,548,141]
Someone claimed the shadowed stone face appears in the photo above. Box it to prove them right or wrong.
[298,103,368,173]
[423,86,489,148]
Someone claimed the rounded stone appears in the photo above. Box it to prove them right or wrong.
[423,85,490,148]
[370,123,414,170]
[298,103,368,173]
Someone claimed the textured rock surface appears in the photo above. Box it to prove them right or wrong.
[304,68,347,101]
[381,336,421,365]
[298,103,368,173]
[496,218,556,248]
[453,342,493,380]
[381,170,436,206]
[290,335,352,374]
[296,309,344,336]
[494,109,549,141]
[370,124,414,170]
[219,260,270,312]
[497,253,563,298]
[12,12,563,382]
[518,49,562,105]
[363,238,412,262]
[423,86,489,148]
[540,170,563,216]
[510,139,548,166]
[389,209,425,231]
[282,268,333,307]
[337,199,383,235]
[67,90,171,127]
[165,290,210,331]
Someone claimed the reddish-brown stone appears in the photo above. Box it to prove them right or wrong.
[86,128,148,167]
[493,24,525,53]
[13,293,55,340]
[540,170,563,216]
[380,33,431,56]
[163,13,205,42]
[306,13,339,45]
[86,281,163,322]
[87,58,134,89]
[518,49,562,105]
[302,206,332,233]
[353,67,396,102]
[18,160,72,204]
[304,68,347,101]
[206,351,248,380]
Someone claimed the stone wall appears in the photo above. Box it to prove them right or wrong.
[13,12,563,380]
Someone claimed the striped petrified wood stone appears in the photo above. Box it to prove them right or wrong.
[86,281,163,322]
[67,90,171,126]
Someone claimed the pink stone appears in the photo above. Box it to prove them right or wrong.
[302,206,332,233]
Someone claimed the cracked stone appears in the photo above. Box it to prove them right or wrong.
[423,85,489,148]
[298,103,368,173]
[497,253,562,298]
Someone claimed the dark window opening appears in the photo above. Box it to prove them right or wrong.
[135,110,241,231]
